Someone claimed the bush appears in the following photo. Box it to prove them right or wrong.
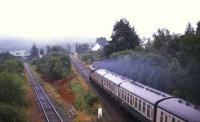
[3,59,24,74]
[70,81,88,111]
[0,72,26,107]
[0,103,27,122]
[85,92,98,106]
[0,53,24,74]
[70,81,98,112]
[34,46,71,80]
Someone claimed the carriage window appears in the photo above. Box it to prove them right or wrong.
[165,115,168,122]
[119,89,121,98]
[125,92,127,102]
[139,99,142,111]
[124,91,126,100]
[130,95,132,105]
[122,90,124,99]
[135,97,138,108]
[160,111,163,122]
[124,91,126,101]
[142,102,146,113]
[132,96,134,106]
[113,84,115,92]
[114,85,117,94]
[147,104,150,117]
[172,117,175,122]
[112,84,115,93]
[127,92,129,102]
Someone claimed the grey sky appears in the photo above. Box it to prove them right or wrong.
[0,0,199,41]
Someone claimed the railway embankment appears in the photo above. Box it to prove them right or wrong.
[30,64,113,122]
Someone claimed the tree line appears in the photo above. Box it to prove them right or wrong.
[102,18,200,104]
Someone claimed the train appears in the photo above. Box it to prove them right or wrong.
[89,65,200,122]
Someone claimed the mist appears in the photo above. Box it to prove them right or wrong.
[0,36,95,53]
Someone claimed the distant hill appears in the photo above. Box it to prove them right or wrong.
[0,37,95,53]
[0,38,32,52]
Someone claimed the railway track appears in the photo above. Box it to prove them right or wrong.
[25,63,66,122]
[70,55,135,122]
[70,56,90,76]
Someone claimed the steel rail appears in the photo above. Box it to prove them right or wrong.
[25,63,64,122]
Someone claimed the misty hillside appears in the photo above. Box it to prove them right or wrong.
[0,38,32,52]
[0,37,95,53]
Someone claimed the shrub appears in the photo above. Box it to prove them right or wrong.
[0,103,27,122]
[0,72,26,107]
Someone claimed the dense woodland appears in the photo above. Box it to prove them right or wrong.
[0,53,27,122]
[103,19,200,105]
[77,19,200,105]
[33,46,71,80]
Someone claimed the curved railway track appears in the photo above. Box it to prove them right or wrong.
[25,63,64,122]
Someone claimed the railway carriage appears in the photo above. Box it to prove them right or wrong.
[119,81,171,122]
[157,98,200,122]
[89,66,200,122]
[102,72,126,98]
[91,68,108,87]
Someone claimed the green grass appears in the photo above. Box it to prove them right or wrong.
[70,80,98,113]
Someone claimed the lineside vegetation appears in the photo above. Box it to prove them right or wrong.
[0,52,28,122]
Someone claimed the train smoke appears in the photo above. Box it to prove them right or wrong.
[93,55,171,91]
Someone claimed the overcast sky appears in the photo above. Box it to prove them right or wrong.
[0,0,199,41]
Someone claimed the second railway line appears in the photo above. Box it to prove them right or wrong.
[25,63,69,122]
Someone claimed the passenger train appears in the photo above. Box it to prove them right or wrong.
[89,65,200,122]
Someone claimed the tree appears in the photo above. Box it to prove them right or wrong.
[35,46,71,80]
[96,37,108,46]
[40,48,44,56]
[104,18,140,57]
[196,21,200,35]
[66,43,71,53]
[144,38,153,51]
[46,45,50,53]
[153,29,171,50]
[185,22,195,35]
[75,43,89,54]
[0,53,24,74]
[152,28,179,55]
[0,72,26,106]
[30,43,39,60]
